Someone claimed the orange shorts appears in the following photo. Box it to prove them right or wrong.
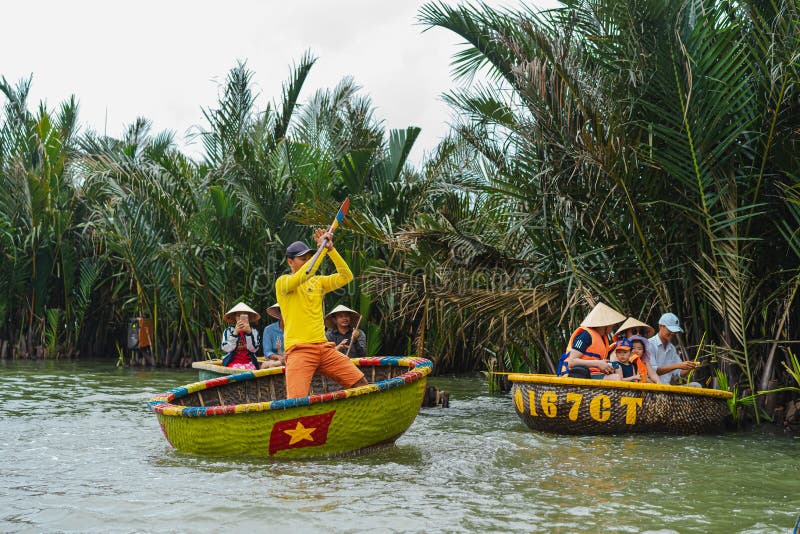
[285,342,365,399]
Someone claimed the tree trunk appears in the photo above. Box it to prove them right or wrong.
[762,379,780,420]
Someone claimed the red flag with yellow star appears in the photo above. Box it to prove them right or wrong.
[269,410,336,455]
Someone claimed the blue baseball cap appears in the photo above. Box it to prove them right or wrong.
[658,312,683,333]
[616,338,633,351]
[285,241,313,258]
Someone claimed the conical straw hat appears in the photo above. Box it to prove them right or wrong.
[266,303,281,321]
[224,302,261,323]
[324,304,361,329]
[579,302,626,328]
[615,317,655,338]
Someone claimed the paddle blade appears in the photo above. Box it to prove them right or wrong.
[330,197,350,232]
[304,198,351,274]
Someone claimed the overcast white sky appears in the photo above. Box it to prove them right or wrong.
[2,0,559,164]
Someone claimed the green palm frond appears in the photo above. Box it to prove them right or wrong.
[274,51,317,141]
[419,1,521,85]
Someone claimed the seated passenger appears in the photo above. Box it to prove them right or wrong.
[648,312,699,385]
[614,316,655,341]
[261,303,284,369]
[628,336,661,383]
[605,338,658,383]
[561,302,626,379]
[324,305,367,358]
[221,303,261,369]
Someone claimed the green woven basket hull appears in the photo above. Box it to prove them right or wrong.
[509,374,732,435]
[150,357,432,459]
[156,381,425,458]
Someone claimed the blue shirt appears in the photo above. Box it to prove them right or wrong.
[262,321,284,357]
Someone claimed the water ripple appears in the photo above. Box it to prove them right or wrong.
[0,362,797,533]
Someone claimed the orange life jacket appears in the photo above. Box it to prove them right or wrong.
[564,327,611,376]
[629,354,648,382]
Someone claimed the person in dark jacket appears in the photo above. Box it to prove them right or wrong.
[324,305,367,358]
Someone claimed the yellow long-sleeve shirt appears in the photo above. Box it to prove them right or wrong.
[275,248,353,351]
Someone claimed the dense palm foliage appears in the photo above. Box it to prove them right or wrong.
[361,0,799,401]
[0,58,422,364]
[0,76,96,359]
[1,0,799,415]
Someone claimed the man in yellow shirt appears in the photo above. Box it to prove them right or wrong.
[276,229,368,399]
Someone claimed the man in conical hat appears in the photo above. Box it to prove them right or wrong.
[221,302,262,369]
[276,229,368,398]
[563,302,626,378]
[324,304,367,358]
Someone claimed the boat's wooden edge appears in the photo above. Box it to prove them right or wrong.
[507,373,733,399]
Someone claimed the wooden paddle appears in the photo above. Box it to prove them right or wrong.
[305,198,350,274]
[344,315,362,357]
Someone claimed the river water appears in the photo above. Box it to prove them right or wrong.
[1,360,798,533]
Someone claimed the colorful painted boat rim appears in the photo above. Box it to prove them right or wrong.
[507,373,733,399]
[148,356,433,417]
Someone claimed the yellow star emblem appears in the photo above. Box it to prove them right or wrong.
[284,421,316,445]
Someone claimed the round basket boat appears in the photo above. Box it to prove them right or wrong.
[509,374,733,435]
[148,357,432,459]
[192,358,274,381]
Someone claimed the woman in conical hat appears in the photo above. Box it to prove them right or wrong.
[324,304,366,358]
[223,302,261,323]
[615,317,655,340]
[579,302,627,328]
[221,302,261,369]
[563,302,626,379]
[261,303,285,368]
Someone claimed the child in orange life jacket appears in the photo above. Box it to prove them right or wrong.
[605,338,646,382]
[628,336,661,383]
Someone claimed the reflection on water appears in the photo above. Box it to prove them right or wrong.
[1,361,798,532]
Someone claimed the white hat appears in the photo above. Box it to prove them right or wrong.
[266,303,281,321]
[658,312,683,333]
[324,304,361,329]
[223,302,260,323]
[579,302,626,328]
[616,317,655,338]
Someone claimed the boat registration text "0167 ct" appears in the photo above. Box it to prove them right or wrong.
[514,389,643,424]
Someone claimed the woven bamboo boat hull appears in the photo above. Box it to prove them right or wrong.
[192,358,273,381]
[149,357,432,458]
[509,374,732,435]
